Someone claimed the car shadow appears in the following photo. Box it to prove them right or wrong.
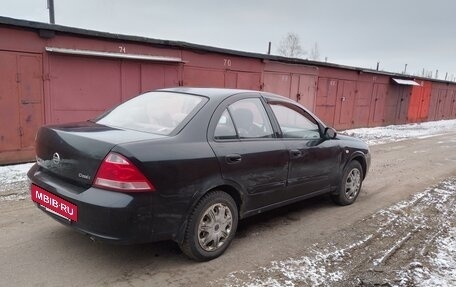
[47,193,335,264]
[236,194,334,237]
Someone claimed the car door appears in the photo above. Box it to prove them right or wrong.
[267,100,341,199]
[208,93,289,212]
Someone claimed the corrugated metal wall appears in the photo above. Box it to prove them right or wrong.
[1,23,456,164]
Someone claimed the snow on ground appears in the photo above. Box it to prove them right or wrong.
[342,119,456,146]
[425,227,456,286]
[401,227,456,287]
[215,179,456,287]
[0,162,34,184]
[0,162,34,201]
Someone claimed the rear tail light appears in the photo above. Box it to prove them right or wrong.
[94,152,155,192]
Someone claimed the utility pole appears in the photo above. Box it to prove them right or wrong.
[48,0,55,24]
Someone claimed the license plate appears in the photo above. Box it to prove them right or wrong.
[31,184,78,222]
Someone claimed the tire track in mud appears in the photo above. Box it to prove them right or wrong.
[345,182,456,286]
[214,178,456,287]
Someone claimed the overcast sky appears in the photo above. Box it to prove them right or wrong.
[1,0,455,80]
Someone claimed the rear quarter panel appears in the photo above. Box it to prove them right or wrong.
[113,136,223,240]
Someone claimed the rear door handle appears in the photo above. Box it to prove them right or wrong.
[225,154,242,164]
[290,149,302,158]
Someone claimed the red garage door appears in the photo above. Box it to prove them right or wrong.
[0,51,43,163]
[225,71,261,90]
[315,78,338,126]
[353,82,373,128]
[263,72,292,97]
[335,80,356,130]
[183,67,225,88]
[263,72,317,111]
[183,67,261,90]
[369,83,387,127]
[48,54,179,124]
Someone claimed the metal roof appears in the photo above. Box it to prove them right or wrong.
[45,47,185,62]
[392,78,420,86]
[0,16,453,85]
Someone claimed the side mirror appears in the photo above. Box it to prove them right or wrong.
[324,127,337,139]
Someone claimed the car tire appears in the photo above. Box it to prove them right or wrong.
[331,160,363,206]
[179,191,238,261]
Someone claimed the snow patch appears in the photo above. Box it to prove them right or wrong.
[343,119,456,145]
[216,178,456,286]
[424,227,456,286]
[0,162,34,184]
[0,162,33,201]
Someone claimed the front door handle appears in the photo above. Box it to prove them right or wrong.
[290,149,302,158]
[226,154,242,164]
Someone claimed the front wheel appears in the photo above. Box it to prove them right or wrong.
[179,191,238,261]
[331,160,363,206]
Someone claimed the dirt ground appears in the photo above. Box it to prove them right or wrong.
[216,178,456,286]
[1,132,455,287]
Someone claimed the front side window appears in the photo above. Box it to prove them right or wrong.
[97,92,205,135]
[228,98,274,139]
[270,103,320,139]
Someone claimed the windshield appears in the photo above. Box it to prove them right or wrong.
[97,91,205,135]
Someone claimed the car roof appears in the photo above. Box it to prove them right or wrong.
[157,87,255,98]
[151,87,322,126]
[157,87,293,103]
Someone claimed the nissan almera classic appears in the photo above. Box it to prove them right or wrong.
[28,87,370,261]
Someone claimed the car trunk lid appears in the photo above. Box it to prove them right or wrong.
[35,121,165,187]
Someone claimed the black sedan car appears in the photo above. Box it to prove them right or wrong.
[28,87,370,261]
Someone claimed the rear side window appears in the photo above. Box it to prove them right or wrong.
[97,92,205,135]
[228,98,273,139]
[214,110,237,140]
[214,98,274,140]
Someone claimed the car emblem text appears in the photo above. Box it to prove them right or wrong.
[78,173,91,180]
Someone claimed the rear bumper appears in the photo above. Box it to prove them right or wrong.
[28,164,179,244]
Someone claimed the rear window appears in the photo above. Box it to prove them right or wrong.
[97,92,205,135]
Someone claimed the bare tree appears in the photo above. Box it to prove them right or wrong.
[309,42,320,60]
[277,33,305,58]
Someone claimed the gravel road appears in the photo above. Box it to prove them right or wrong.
[0,132,455,287]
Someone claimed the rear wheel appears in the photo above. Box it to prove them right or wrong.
[332,160,363,206]
[180,191,238,261]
